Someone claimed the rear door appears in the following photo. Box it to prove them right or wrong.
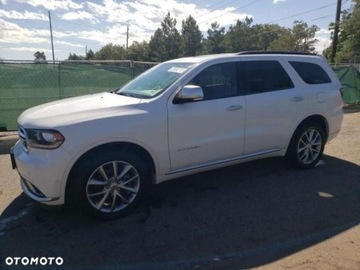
[239,59,305,155]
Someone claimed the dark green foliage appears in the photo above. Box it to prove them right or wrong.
[94,43,126,60]
[68,53,85,60]
[127,42,149,61]
[204,22,226,54]
[181,15,202,57]
[327,0,360,63]
[224,17,259,52]
[148,29,167,62]
[269,21,319,52]
[148,13,181,61]
[67,13,322,61]
[34,51,46,63]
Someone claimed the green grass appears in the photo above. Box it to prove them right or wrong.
[0,63,136,130]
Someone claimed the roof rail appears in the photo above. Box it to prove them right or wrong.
[237,51,317,56]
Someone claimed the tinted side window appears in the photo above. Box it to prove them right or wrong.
[290,61,331,84]
[191,62,237,100]
[238,61,294,95]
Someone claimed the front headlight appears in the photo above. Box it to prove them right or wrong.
[26,129,65,149]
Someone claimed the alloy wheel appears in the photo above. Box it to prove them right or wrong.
[297,128,322,165]
[86,161,140,213]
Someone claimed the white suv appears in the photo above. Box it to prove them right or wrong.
[11,52,343,219]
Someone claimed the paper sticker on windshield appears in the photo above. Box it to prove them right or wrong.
[168,67,187,74]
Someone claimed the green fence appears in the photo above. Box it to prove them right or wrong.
[0,60,157,131]
[2,60,359,131]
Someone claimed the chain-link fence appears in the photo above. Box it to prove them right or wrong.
[0,60,158,131]
[332,63,360,71]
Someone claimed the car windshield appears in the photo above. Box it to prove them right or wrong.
[116,62,195,98]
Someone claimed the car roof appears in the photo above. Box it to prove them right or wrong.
[166,51,323,64]
[166,53,237,63]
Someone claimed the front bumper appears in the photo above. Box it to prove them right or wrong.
[20,177,60,203]
[10,147,56,202]
[11,140,71,205]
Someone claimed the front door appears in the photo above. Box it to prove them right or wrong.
[167,62,246,172]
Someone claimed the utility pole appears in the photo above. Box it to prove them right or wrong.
[331,0,342,63]
[48,11,55,64]
[126,24,129,50]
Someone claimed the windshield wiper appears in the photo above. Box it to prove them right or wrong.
[117,92,136,97]
[108,88,120,94]
[117,91,151,99]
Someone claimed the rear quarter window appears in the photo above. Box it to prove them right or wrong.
[290,61,331,84]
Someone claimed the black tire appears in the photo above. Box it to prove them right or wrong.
[72,149,150,220]
[286,121,325,169]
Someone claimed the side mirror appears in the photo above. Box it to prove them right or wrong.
[173,85,204,104]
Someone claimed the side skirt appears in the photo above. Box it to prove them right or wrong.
[166,148,281,176]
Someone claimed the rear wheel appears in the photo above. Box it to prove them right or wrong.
[73,150,150,219]
[286,122,325,169]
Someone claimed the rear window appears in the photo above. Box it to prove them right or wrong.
[290,61,331,84]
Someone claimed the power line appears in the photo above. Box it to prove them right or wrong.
[191,0,234,17]
[267,3,337,24]
[197,0,261,25]
[306,13,334,23]
[195,1,347,27]
[195,0,241,19]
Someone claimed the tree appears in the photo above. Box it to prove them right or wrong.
[269,21,319,52]
[94,43,126,60]
[254,24,288,51]
[204,22,226,54]
[127,41,149,61]
[86,49,95,60]
[34,51,46,62]
[149,13,181,61]
[126,41,149,61]
[68,53,85,60]
[86,16,325,62]
[223,17,258,52]
[148,29,166,62]
[181,15,202,56]
[161,12,181,60]
[326,0,360,63]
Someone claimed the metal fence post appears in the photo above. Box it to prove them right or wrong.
[130,60,135,79]
[57,62,63,99]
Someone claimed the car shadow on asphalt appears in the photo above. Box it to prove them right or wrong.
[1,156,360,270]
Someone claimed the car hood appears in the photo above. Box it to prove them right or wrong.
[18,92,142,128]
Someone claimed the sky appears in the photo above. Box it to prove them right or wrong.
[0,0,353,61]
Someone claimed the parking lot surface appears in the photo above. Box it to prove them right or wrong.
[0,111,359,269]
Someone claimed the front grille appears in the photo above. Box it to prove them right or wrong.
[18,125,28,152]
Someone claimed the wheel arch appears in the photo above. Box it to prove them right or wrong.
[65,142,156,204]
[285,114,329,154]
[297,114,329,141]
[285,115,328,169]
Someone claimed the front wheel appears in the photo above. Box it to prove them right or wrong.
[73,150,150,219]
[286,122,325,169]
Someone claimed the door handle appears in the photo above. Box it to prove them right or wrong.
[291,96,305,102]
[226,105,243,111]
